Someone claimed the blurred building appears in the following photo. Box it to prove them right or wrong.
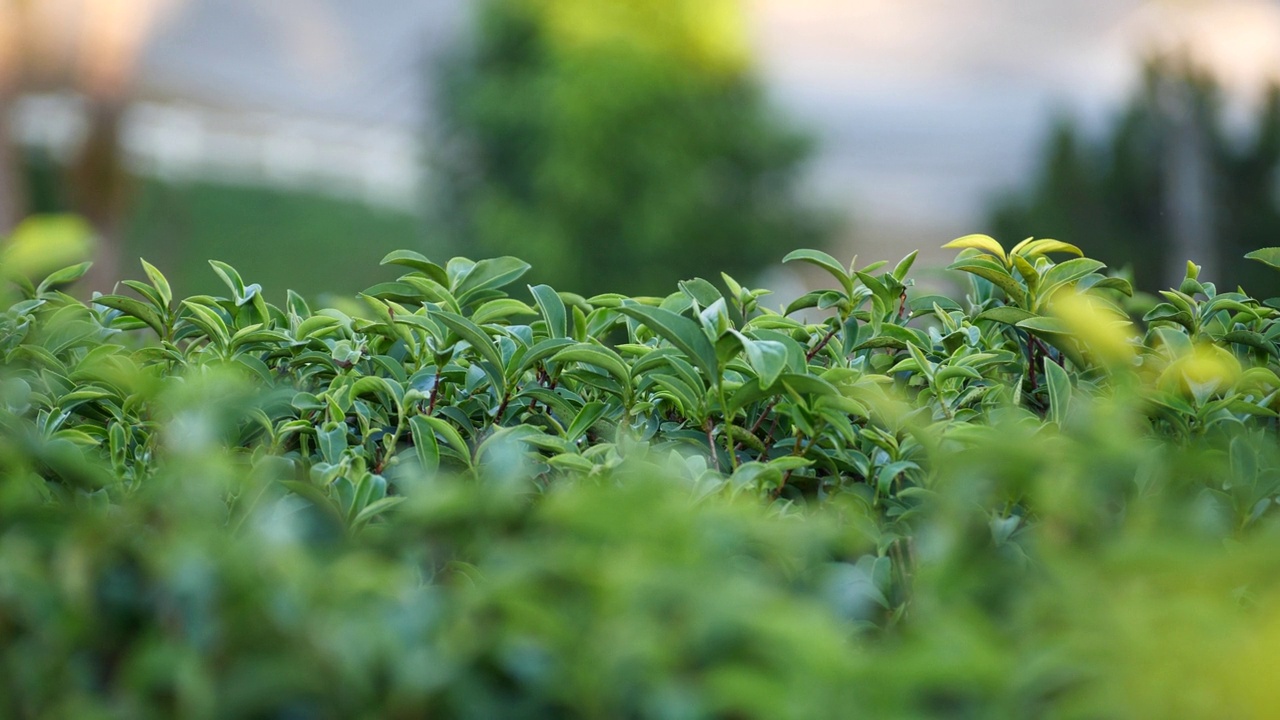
[6,0,1280,265]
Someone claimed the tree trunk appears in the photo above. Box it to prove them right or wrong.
[73,99,128,293]
[0,93,26,234]
[1159,74,1215,287]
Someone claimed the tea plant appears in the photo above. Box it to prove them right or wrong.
[2,230,1280,717]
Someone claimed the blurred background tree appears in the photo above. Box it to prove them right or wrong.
[0,0,178,291]
[989,56,1280,297]
[428,0,829,296]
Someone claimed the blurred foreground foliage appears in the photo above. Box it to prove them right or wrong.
[430,0,827,296]
[4,224,1280,717]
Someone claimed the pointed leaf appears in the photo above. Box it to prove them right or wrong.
[408,415,440,475]
[139,258,173,307]
[454,257,531,304]
[362,282,424,303]
[1016,238,1084,260]
[317,421,348,465]
[208,260,250,302]
[1245,247,1280,271]
[415,416,471,467]
[616,303,719,382]
[944,234,1006,263]
[552,344,631,387]
[1039,258,1107,300]
[948,256,1027,305]
[566,401,608,442]
[37,262,93,294]
[515,336,577,376]
[380,249,449,284]
[728,330,788,388]
[353,497,406,527]
[530,284,568,339]
[975,306,1036,325]
[181,300,231,348]
[433,311,507,394]
[892,250,919,282]
[95,294,165,336]
[782,249,853,295]
[1044,359,1071,426]
[679,277,723,308]
[1017,316,1087,368]
[471,298,536,325]
[1010,254,1040,295]
[1090,276,1134,296]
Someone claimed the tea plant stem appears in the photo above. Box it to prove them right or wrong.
[528,367,547,413]
[889,538,913,609]
[427,377,441,416]
[705,419,720,469]
[737,398,779,453]
[493,391,512,425]
[758,413,783,462]
[806,325,841,362]
[772,431,808,499]
[718,385,739,471]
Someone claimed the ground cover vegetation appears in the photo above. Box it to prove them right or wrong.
[3,226,1280,717]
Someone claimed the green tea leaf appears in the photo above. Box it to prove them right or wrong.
[783,249,853,295]
[1245,247,1280,271]
[679,277,724,308]
[728,330,788,388]
[948,255,1027,306]
[1038,258,1107,301]
[472,298,536,325]
[976,306,1036,325]
[454,256,531,305]
[1015,238,1083,260]
[616,303,720,383]
[552,344,631,388]
[566,401,608,442]
[408,415,440,475]
[433,310,507,395]
[380,249,449,284]
[892,250,919,282]
[139,258,173,308]
[530,284,568,339]
[181,300,232,348]
[96,294,166,336]
[37,262,93,294]
[414,415,472,467]
[317,421,348,465]
[1017,316,1087,368]
[1044,359,1071,426]
[944,233,1006,263]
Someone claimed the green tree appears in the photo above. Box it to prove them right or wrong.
[428,0,828,296]
[990,58,1280,296]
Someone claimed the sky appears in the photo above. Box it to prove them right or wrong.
[124,0,1280,258]
[750,0,1280,255]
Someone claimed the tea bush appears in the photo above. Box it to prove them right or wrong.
[3,231,1280,717]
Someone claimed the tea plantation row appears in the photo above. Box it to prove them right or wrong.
[2,235,1280,717]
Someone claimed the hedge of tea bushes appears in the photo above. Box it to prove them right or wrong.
[2,235,1280,717]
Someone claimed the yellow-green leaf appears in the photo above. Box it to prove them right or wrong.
[943,234,1006,263]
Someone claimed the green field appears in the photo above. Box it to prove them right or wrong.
[25,151,426,300]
